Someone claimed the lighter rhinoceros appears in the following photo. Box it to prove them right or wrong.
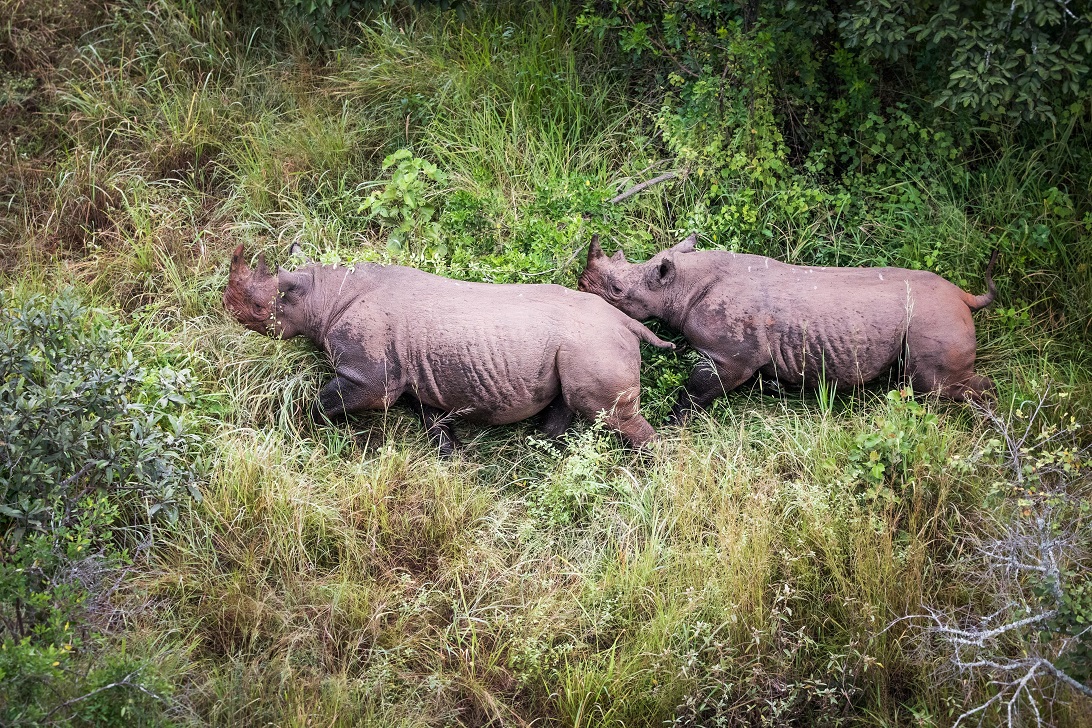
[223,245,673,453]
[578,235,997,422]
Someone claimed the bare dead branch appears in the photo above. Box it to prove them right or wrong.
[609,170,684,205]
[926,610,1057,646]
[903,387,1092,725]
[41,670,165,723]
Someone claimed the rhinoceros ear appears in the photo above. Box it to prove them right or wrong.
[671,233,697,254]
[289,242,312,262]
[277,269,311,303]
[649,257,676,289]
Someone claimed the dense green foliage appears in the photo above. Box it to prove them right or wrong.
[0,291,200,724]
[1,0,1090,724]
[578,2,1091,322]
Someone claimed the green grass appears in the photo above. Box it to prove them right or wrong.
[2,0,1090,725]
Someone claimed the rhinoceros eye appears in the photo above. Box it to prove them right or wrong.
[608,279,623,297]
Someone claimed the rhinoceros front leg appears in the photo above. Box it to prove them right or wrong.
[313,373,398,423]
[403,393,460,457]
[668,356,760,425]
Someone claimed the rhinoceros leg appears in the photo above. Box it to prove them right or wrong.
[904,320,994,402]
[404,393,460,457]
[606,392,657,448]
[908,364,995,403]
[313,373,400,422]
[538,395,575,439]
[668,356,761,425]
[558,355,656,447]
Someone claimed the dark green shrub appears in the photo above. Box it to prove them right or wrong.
[0,288,200,725]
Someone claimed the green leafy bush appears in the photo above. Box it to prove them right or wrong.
[839,0,1092,124]
[0,291,201,528]
[845,389,943,504]
[526,422,618,527]
[0,289,200,724]
[278,0,465,45]
[361,148,448,253]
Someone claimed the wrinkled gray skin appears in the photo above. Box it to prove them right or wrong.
[579,234,997,423]
[223,244,674,454]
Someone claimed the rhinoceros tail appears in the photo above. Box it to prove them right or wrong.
[628,319,675,350]
[964,250,999,312]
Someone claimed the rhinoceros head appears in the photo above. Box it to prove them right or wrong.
[578,234,697,320]
[223,244,284,336]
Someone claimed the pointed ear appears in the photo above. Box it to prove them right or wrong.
[278,269,310,299]
[671,234,697,254]
[650,257,676,288]
[289,242,307,260]
[587,235,605,263]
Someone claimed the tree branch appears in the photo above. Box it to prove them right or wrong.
[609,170,683,205]
[927,609,1056,646]
[41,670,165,723]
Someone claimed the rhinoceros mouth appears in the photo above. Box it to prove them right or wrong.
[223,289,276,334]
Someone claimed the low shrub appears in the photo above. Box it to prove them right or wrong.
[0,288,201,725]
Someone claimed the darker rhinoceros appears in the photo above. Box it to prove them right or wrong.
[578,235,997,422]
[223,245,673,453]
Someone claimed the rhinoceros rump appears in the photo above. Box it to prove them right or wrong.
[223,245,673,453]
[579,235,997,422]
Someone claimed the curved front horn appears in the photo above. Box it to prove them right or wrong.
[587,234,606,262]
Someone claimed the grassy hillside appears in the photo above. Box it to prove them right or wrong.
[2,1,1090,725]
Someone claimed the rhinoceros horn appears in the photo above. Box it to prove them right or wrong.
[225,244,278,334]
[587,234,605,262]
[587,235,628,264]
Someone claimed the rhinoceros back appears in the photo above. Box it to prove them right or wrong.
[323,267,642,425]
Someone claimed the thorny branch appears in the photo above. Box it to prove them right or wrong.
[898,389,1092,726]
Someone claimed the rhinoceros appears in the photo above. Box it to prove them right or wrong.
[578,235,997,422]
[223,245,673,453]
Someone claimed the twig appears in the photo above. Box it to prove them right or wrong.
[609,170,683,205]
[41,670,165,722]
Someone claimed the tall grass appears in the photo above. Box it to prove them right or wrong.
[130,393,998,725]
[3,0,1090,725]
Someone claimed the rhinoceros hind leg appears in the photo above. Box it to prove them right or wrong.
[600,391,657,449]
[904,314,992,404]
[539,395,575,439]
[937,373,995,404]
[557,345,659,448]
[575,384,657,448]
[965,374,996,403]
[905,341,994,404]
